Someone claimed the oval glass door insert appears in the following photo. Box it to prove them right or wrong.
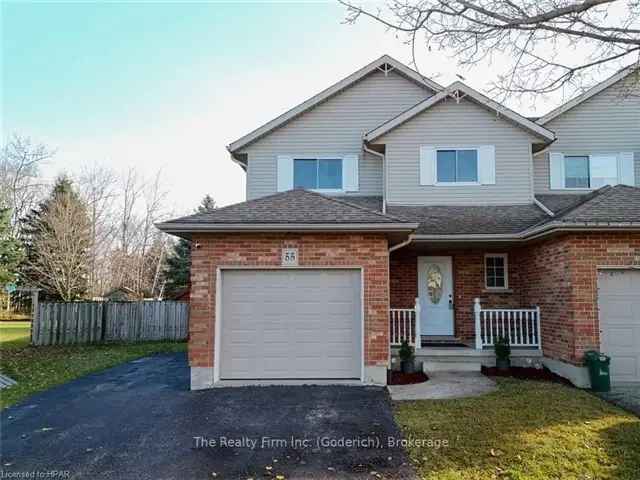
[426,264,443,304]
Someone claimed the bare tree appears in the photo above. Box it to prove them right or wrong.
[341,0,640,100]
[0,135,53,235]
[77,164,118,297]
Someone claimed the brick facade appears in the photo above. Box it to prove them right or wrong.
[389,233,640,365]
[189,233,390,372]
[520,232,640,364]
[390,248,523,343]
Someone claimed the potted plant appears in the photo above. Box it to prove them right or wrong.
[399,340,416,374]
[494,336,511,371]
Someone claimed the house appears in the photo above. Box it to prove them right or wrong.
[157,55,640,390]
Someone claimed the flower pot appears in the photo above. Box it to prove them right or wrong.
[401,360,415,374]
[496,357,511,371]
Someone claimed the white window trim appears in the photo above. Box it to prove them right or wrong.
[434,146,481,186]
[293,156,345,192]
[484,253,509,290]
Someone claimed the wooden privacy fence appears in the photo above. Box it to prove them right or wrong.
[31,301,188,346]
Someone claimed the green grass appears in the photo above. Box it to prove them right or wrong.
[0,321,31,348]
[0,339,186,409]
[394,378,640,480]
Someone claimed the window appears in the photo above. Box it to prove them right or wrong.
[485,254,508,289]
[293,158,342,190]
[436,149,478,183]
[565,156,590,188]
[589,155,618,188]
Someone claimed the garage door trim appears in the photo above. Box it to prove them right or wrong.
[213,266,365,383]
[597,266,640,383]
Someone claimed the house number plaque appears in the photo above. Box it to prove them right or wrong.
[281,247,299,266]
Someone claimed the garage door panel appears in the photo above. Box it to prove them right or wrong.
[220,269,361,380]
[598,270,640,383]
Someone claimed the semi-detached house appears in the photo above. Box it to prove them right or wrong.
[158,55,640,390]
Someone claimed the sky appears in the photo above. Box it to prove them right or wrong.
[0,0,616,215]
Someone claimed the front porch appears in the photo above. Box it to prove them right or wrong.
[388,245,544,371]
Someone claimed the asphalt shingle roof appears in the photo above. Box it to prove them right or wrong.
[161,189,409,225]
[534,193,590,214]
[159,185,640,236]
[549,185,640,224]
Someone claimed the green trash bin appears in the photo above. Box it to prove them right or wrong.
[584,350,611,392]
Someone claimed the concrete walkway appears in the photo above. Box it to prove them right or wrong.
[595,383,640,417]
[388,372,496,400]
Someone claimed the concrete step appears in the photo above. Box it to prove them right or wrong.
[422,361,482,373]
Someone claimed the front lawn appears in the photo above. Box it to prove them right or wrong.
[0,340,186,409]
[394,378,640,480]
[0,321,31,348]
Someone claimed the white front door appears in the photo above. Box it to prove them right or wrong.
[418,256,454,336]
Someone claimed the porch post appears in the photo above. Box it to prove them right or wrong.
[414,297,421,348]
[474,297,483,350]
[535,306,542,350]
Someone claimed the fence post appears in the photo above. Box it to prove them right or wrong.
[474,297,483,350]
[535,306,542,350]
[30,289,39,345]
[414,297,421,348]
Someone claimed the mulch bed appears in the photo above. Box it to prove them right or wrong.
[482,365,574,386]
[387,370,429,385]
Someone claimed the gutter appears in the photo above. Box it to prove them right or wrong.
[363,143,386,213]
[156,222,419,234]
[412,222,640,243]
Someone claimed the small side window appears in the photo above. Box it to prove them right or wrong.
[485,254,508,289]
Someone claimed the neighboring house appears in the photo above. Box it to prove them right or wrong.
[103,286,139,302]
[157,55,640,390]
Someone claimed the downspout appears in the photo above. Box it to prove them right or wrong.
[389,234,414,253]
[363,143,386,213]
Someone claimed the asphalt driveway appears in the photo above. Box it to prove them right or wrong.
[1,353,414,479]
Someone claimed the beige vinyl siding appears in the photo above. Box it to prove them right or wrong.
[242,69,431,200]
[379,97,539,205]
[534,75,640,193]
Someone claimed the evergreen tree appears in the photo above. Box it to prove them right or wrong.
[0,208,23,286]
[20,176,91,300]
[163,194,216,297]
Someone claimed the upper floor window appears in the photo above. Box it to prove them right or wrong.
[485,254,508,289]
[293,158,342,190]
[551,152,634,190]
[565,156,590,188]
[436,149,478,183]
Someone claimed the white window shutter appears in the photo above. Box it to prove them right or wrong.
[618,152,635,186]
[549,152,565,189]
[343,154,359,191]
[276,155,293,192]
[478,145,496,184]
[419,146,436,185]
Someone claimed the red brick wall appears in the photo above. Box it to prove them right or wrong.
[189,233,390,370]
[520,232,640,364]
[390,248,523,343]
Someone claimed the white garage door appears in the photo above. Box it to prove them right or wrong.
[219,269,362,380]
[598,269,640,383]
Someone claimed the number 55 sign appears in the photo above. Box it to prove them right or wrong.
[281,247,299,266]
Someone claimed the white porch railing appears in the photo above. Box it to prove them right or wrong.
[390,298,421,346]
[474,298,541,349]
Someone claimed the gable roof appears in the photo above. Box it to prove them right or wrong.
[536,65,639,125]
[156,189,418,234]
[227,55,443,154]
[365,81,556,143]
